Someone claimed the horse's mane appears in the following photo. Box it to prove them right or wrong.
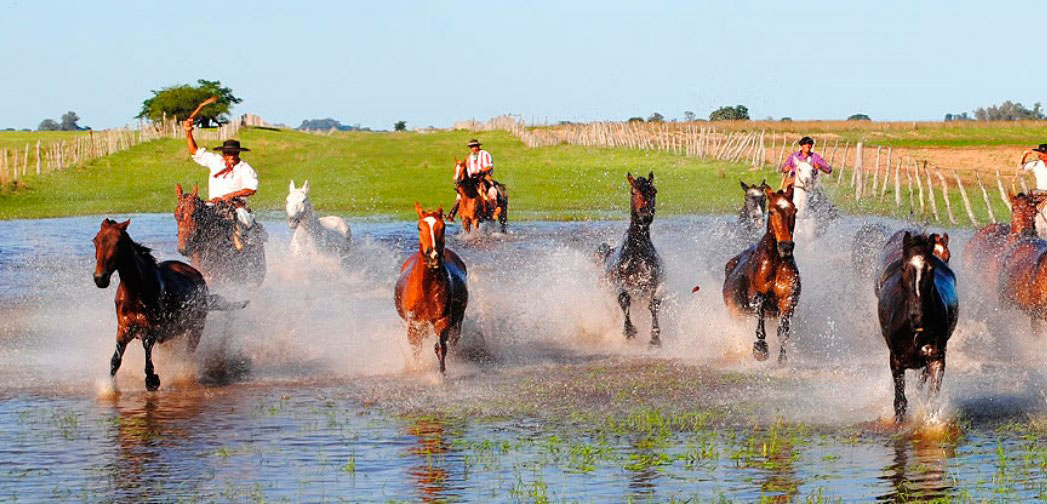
[126,233,158,267]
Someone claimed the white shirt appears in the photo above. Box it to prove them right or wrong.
[1022,160,1047,190]
[192,147,259,200]
[466,150,493,177]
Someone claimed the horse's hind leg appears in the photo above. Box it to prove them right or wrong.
[648,296,662,346]
[891,359,907,424]
[143,334,161,391]
[498,203,508,233]
[618,290,636,339]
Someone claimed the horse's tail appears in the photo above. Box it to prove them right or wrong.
[208,294,249,311]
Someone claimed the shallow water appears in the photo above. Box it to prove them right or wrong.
[2,213,1047,502]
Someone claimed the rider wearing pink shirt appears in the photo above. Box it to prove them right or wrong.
[780,136,832,189]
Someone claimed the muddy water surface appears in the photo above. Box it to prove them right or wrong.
[2,214,1047,502]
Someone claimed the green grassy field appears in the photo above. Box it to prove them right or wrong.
[0,128,786,220]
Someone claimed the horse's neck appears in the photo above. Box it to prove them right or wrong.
[623,218,653,252]
[116,240,160,300]
[300,201,322,232]
[412,256,450,288]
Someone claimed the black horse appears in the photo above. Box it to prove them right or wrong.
[875,231,959,424]
[599,172,664,345]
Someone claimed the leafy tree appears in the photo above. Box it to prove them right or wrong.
[709,105,749,121]
[394,120,407,131]
[37,119,60,131]
[683,111,696,122]
[973,100,1044,120]
[944,112,972,121]
[297,118,372,131]
[60,111,81,131]
[627,116,645,123]
[780,117,793,122]
[136,79,242,127]
[647,112,665,123]
[848,113,871,121]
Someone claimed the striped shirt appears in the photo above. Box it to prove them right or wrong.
[466,150,493,177]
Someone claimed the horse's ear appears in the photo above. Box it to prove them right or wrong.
[648,171,654,182]
[760,179,767,188]
[1008,190,1017,203]
[191,184,199,198]
[302,180,310,192]
[414,201,424,218]
[289,179,296,192]
[928,233,939,246]
[626,172,635,186]
[740,180,749,191]
[436,207,444,219]
[941,232,950,245]
[784,184,795,201]
[117,219,130,231]
[903,231,912,245]
[176,183,183,197]
[763,185,775,200]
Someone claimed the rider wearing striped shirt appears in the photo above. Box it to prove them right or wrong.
[448,139,496,220]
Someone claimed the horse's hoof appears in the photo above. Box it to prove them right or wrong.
[753,340,769,361]
[649,337,662,347]
[777,353,788,366]
[145,374,161,391]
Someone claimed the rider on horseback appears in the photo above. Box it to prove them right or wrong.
[183,119,264,250]
[780,136,832,189]
[1017,143,1047,235]
[448,139,498,220]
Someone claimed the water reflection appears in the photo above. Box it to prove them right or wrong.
[405,417,461,503]
[760,442,802,501]
[879,436,955,501]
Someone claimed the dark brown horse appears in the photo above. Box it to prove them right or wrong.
[996,199,1047,330]
[92,219,246,391]
[598,172,663,345]
[394,203,469,373]
[451,159,509,233]
[964,191,1045,290]
[174,184,266,287]
[875,231,958,423]
[723,186,801,363]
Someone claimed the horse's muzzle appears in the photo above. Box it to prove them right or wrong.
[94,273,110,288]
[777,241,795,257]
[287,218,299,229]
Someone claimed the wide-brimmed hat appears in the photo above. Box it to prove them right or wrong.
[1034,143,1047,154]
[213,140,250,154]
[798,136,814,146]
[466,139,482,148]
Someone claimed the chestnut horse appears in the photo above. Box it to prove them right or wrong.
[598,172,664,345]
[93,219,246,390]
[723,186,800,363]
[964,192,1045,291]
[452,159,509,233]
[996,197,1047,330]
[394,203,469,373]
[875,231,958,423]
[174,184,266,287]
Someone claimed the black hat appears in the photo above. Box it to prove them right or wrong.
[798,136,814,146]
[213,140,250,154]
[466,139,482,147]
[1034,144,1047,154]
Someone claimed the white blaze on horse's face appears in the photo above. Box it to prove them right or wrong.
[422,217,439,260]
[934,244,945,258]
[910,255,926,298]
[776,198,793,210]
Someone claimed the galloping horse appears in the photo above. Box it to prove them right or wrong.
[723,186,801,363]
[737,180,769,240]
[875,231,958,423]
[995,195,1047,330]
[175,184,266,287]
[92,219,246,391]
[599,172,663,345]
[452,159,509,233]
[286,179,352,259]
[394,203,469,373]
[965,192,1045,291]
[790,160,838,242]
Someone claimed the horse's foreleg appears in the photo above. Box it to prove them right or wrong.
[110,336,128,379]
[776,316,791,365]
[892,360,907,424]
[618,290,636,339]
[407,322,424,358]
[499,203,508,233]
[648,296,662,346]
[143,334,160,391]
[926,358,946,416]
[433,319,450,374]
[753,298,769,361]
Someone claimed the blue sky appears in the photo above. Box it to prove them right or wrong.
[1,0,1043,129]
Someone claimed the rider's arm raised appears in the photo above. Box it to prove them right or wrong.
[184,119,199,155]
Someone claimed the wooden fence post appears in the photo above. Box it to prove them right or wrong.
[953,170,978,226]
[936,170,956,224]
[975,172,996,223]
[996,170,1012,212]
[924,164,939,222]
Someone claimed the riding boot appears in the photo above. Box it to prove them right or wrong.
[448,199,460,220]
[232,224,244,251]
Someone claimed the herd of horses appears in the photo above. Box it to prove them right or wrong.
[90,162,1047,424]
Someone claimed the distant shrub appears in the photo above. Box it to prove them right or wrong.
[709,105,749,121]
[647,112,665,123]
[627,117,645,123]
[973,101,1044,120]
[944,113,972,121]
[394,120,407,131]
[848,114,871,121]
[780,117,793,122]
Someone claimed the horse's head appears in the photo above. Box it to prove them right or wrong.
[740,179,768,219]
[932,232,951,263]
[794,157,817,189]
[415,202,446,269]
[765,185,797,257]
[286,179,311,229]
[92,218,130,288]
[901,231,937,334]
[1009,191,1047,236]
[174,183,202,255]
[627,171,657,225]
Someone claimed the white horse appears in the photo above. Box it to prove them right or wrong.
[791,158,819,243]
[286,180,352,259]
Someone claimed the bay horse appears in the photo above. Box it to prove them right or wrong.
[286,179,352,260]
[598,172,663,345]
[995,197,1047,330]
[175,184,266,287]
[874,231,958,423]
[394,203,469,373]
[722,185,800,363]
[92,219,246,391]
[964,191,1045,291]
[452,159,509,233]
